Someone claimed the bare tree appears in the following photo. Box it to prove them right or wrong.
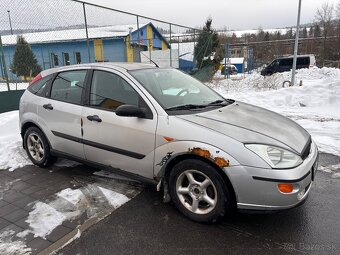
[315,1,334,66]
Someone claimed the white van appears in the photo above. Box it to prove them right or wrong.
[261,54,316,76]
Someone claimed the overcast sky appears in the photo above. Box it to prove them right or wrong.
[83,0,338,30]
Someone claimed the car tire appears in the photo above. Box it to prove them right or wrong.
[24,127,56,167]
[169,159,232,223]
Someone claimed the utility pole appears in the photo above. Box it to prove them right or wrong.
[291,0,302,86]
[169,24,172,67]
[7,10,13,35]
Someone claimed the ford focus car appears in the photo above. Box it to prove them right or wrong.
[19,63,318,222]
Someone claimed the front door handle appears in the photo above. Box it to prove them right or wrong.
[43,103,53,110]
[87,115,102,122]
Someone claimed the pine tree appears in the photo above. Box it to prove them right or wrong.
[264,32,270,41]
[286,28,293,39]
[274,31,281,40]
[302,27,308,38]
[309,26,314,37]
[194,18,221,71]
[11,36,41,81]
[314,24,321,37]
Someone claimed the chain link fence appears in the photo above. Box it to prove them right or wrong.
[225,36,340,73]
[0,0,200,90]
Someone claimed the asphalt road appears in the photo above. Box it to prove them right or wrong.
[60,153,340,255]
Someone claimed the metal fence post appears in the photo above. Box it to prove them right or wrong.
[169,24,172,67]
[137,15,140,44]
[0,35,10,91]
[83,3,91,63]
[291,0,302,86]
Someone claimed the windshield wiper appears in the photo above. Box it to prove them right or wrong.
[165,104,207,111]
[206,99,226,105]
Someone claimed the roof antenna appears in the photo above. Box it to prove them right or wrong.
[140,52,159,68]
[150,59,159,68]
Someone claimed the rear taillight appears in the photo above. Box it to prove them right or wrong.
[29,73,42,86]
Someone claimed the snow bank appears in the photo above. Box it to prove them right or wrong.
[0,111,30,171]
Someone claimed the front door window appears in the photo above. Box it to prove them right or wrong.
[90,70,139,111]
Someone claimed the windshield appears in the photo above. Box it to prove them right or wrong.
[129,69,227,112]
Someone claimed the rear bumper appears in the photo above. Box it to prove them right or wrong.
[224,140,318,211]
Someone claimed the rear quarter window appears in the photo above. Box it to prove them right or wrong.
[28,75,52,96]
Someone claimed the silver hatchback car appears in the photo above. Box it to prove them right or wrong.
[19,63,318,222]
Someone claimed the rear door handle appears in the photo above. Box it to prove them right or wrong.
[43,103,53,110]
[87,115,102,122]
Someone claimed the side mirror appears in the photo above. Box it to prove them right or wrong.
[116,105,146,118]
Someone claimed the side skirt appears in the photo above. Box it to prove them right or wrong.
[50,149,157,186]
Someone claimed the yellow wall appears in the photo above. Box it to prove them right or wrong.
[147,25,153,50]
[162,41,167,50]
[126,35,134,62]
[94,39,104,62]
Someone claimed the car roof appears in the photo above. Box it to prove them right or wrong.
[275,54,314,59]
[41,62,157,77]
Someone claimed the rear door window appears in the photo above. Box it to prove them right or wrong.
[50,70,87,105]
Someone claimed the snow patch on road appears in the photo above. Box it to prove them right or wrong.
[318,164,340,178]
[25,202,66,238]
[17,185,131,239]
[98,186,130,208]
[0,230,31,255]
[57,188,86,206]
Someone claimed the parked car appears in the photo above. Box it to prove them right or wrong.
[221,64,238,75]
[261,55,316,76]
[19,63,318,222]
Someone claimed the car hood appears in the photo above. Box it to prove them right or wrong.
[177,101,311,156]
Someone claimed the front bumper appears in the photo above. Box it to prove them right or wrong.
[224,140,319,211]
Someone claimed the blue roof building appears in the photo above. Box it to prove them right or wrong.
[1,22,170,80]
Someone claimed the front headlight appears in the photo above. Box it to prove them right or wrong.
[245,144,303,169]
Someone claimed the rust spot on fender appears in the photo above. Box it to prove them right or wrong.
[189,147,211,159]
[189,147,230,168]
[214,157,230,167]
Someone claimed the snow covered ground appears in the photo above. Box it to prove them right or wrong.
[209,67,340,156]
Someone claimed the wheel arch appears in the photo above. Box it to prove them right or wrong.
[21,121,51,149]
[162,152,237,207]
